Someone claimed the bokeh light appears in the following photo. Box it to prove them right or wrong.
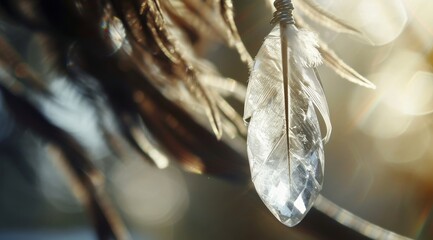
[317,0,408,45]
[112,160,189,227]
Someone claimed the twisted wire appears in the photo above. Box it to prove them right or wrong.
[271,0,295,25]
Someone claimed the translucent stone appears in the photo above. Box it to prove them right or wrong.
[247,98,324,226]
[244,26,326,227]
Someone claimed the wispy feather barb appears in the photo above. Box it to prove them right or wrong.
[293,0,362,36]
[171,0,252,65]
[295,16,376,89]
[266,0,375,89]
[318,42,376,89]
[138,0,223,138]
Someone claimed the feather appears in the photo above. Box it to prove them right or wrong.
[177,0,252,65]
[184,68,223,139]
[112,0,225,139]
[161,0,217,44]
[318,42,376,89]
[214,93,247,137]
[295,16,376,89]
[201,75,246,102]
[137,0,223,138]
[293,0,362,36]
[219,0,253,65]
[244,24,330,227]
[132,73,250,182]
[139,0,181,64]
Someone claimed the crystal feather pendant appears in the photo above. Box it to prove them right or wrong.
[243,0,331,227]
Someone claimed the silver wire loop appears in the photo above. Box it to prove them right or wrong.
[271,0,295,25]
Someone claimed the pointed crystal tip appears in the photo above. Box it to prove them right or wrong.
[250,144,323,227]
[246,92,324,227]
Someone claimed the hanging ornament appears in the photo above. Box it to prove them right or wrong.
[244,0,332,227]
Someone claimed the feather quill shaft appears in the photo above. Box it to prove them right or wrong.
[280,23,292,181]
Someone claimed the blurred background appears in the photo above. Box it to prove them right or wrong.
[1,0,433,239]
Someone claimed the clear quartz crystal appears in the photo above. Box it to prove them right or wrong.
[244,26,325,227]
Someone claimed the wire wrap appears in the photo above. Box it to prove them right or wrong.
[271,0,295,24]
